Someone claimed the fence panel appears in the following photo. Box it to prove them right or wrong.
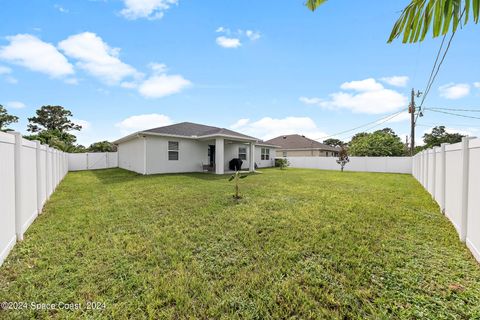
[68,152,118,171]
[0,132,68,266]
[467,139,480,261]
[285,156,411,174]
[88,153,107,170]
[19,139,39,236]
[444,144,463,233]
[412,137,480,263]
[0,132,16,266]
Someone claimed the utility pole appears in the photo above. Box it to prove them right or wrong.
[409,88,423,155]
[409,88,415,155]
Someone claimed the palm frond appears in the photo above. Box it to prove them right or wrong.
[388,0,479,43]
[306,0,328,11]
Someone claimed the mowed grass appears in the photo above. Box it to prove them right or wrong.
[1,168,480,319]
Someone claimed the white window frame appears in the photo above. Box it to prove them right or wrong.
[238,147,247,161]
[261,148,270,160]
[168,141,179,161]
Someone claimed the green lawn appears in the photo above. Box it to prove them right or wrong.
[1,168,480,319]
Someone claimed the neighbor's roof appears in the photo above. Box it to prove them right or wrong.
[114,122,267,144]
[264,134,340,151]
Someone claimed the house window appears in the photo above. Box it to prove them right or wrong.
[238,147,247,160]
[168,141,179,160]
[282,151,287,157]
[326,152,329,157]
[261,148,270,160]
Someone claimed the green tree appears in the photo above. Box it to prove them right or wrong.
[28,105,82,133]
[26,105,82,150]
[0,105,19,131]
[422,126,464,148]
[88,141,117,152]
[306,0,480,43]
[323,138,345,147]
[348,128,405,156]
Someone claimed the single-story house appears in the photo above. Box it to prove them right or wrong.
[265,134,340,157]
[113,122,278,175]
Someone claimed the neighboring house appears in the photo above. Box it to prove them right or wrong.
[265,134,340,157]
[113,122,277,175]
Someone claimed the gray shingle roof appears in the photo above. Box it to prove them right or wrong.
[265,134,340,151]
[143,122,257,140]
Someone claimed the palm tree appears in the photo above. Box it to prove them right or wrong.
[306,0,479,43]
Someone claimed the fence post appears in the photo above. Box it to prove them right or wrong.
[35,141,43,214]
[432,147,437,198]
[440,143,447,214]
[459,137,470,242]
[12,132,23,241]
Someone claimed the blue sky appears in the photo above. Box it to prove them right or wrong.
[0,0,479,146]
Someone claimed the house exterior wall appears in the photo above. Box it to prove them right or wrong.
[146,136,208,174]
[256,146,275,168]
[118,136,276,174]
[118,137,145,174]
[224,142,250,170]
[275,149,337,157]
[225,144,276,170]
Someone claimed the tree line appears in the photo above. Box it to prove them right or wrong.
[323,126,465,157]
[0,104,116,153]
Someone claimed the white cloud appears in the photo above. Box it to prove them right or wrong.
[115,113,173,135]
[216,36,241,49]
[6,101,26,109]
[0,65,11,74]
[245,30,261,41]
[380,111,410,124]
[231,118,250,129]
[0,34,74,77]
[422,126,478,138]
[135,62,190,98]
[120,0,178,20]
[230,116,328,141]
[380,76,409,87]
[300,78,407,114]
[0,65,17,83]
[473,82,480,88]
[138,74,190,98]
[64,77,79,85]
[439,83,470,99]
[72,118,91,131]
[340,78,383,92]
[54,4,69,13]
[58,32,140,84]
[215,27,260,48]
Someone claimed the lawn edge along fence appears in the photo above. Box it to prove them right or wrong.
[413,137,480,263]
[0,131,68,266]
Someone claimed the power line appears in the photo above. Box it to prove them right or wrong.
[417,122,478,127]
[427,109,480,120]
[425,107,480,112]
[415,9,465,122]
[418,35,446,109]
[313,110,405,141]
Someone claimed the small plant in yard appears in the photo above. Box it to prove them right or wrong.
[275,158,290,170]
[228,170,248,199]
[336,145,349,172]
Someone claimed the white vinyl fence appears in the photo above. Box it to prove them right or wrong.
[413,137,480,263]
[284,156,412,174]
[68,152,118,171]
[0,131,68,266]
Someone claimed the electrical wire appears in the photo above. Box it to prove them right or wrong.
[427,109,480,120]
[313,110,406,141]
[425,107,480,112]
[415,8,465,123]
